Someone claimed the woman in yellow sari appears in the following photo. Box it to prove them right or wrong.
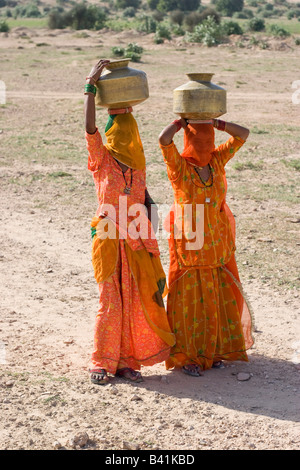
[84,59,175,385]
[159,117,254,376]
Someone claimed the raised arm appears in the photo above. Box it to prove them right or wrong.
[213,119,250,141]
[84,59,110,134]
[158,118,187,146]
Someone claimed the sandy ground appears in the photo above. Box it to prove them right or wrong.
[0,27,299,451]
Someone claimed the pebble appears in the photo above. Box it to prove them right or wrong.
[69,432,89,449]
[131,394,142,401]
[237,372,251,381]
[5,381,14,388]
[122,440,140,450]
[53,441,62,450]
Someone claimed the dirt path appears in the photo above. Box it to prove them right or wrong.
[0,27,299,451]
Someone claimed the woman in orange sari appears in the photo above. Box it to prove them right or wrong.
[159,117,254,376]
[84,59,175,385]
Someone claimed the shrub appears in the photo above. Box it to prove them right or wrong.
[0,20,9,32]
[137,14,157,33]
[147,0,159,8]
[116,0,141,8]
[156,0,200,11]
[170,9,185,25]
[155,23,172,39]
[123,7,136,17]
[267,23,290,37]
[187,15,223,46]
[178,0,201,10]
[215,0,244,16]
[247,17,265,31]
[111,43,144,62]
[222,20,243,34]
[287,9,300,20]
[111,46,125,56]
[48,4,107,30]
[184,9,221,31]
[152,9,165,21]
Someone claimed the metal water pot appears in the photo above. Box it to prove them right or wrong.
[173,73,226,119]
[95,58,149,109]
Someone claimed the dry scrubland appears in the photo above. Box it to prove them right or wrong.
[0,25,299,451]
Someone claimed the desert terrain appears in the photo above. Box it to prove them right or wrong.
[0,26,299,451]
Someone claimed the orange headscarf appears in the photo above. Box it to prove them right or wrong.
[105,113,145,170]
[181,122,215,167]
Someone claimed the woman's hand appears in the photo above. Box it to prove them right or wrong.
[85,59,110,134]
[86,59,110,85]
[213,119,250,141]
[159,117,187,146]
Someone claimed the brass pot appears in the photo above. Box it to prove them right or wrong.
[95,58,149,109]
[173,73,226,119]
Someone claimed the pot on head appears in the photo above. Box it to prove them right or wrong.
[173,73,226,120]
[95,58,149,110]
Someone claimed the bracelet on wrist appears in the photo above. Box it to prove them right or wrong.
[84,83,96,96]
[214,119,226,131]
[171,119,182,132]
[86,76,97,84]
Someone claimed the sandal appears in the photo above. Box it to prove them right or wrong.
[212,361,225,369]
[90,368,109,385]
[115,367,144,383]
[182,364,203,377]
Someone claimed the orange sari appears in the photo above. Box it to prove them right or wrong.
[160,135,254,370]
[86,119,175,374]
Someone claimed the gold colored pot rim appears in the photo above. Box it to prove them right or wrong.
[105,58,131,70]
[186,73,214,82]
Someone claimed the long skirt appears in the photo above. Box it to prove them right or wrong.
[91,240,172,374]
[165,256,253,371]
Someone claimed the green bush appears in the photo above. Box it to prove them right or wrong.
[147,0,160,8]
[177,0,200,10]
[154,23,172,40]
[123,7,136,17]
[222,20,243,34]
[267,23,290,37]
[48,3,107,30]
[116,0,141,8]
[111,46,125,56]
[170,9,185,25]
[287,9,300,20]
[137,14,157,33]
[187,15,223,46]
[247,17,265,31]
[0,19,9,32]
[111,43,144,62]
[184,8,221,31]
[215,0,244,16]
[155,0,200,11]
[12,3,41,18]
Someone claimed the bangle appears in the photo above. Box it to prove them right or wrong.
[172,119,182,132]
[86,76,96,84]
[214,119,226,131]
[84,83,96,96]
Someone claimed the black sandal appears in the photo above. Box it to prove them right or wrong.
[212,361,225,369]
[90,368,109,385]
[182,364,203,377]
[115,367,144,383]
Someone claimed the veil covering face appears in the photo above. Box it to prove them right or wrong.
[181,122,215,167]
[104,113,146,170]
